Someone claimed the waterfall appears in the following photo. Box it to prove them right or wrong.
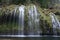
[18,5,25,35]
[1,4,60,37]
[50,13,60,35]
[28,5,40,35]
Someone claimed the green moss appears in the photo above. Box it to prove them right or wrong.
[38,6,52,27]
[37,6,53,33]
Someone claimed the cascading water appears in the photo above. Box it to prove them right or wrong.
[28,5,40,35]
[1,4,59,37]
[18,5,25,35]
[1,4,60,37]
[10,5,41,36]
[50,13,60,35]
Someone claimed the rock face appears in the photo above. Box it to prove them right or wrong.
[0,4,60,36]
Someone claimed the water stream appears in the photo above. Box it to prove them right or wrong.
[50,13,60,35]
[18,5,25,35]
[28,5,40,35]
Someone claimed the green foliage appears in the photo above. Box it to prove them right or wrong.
[0,0,50,8]
[12,0,26,5]
[36,0,49,8]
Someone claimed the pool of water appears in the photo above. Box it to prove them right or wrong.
[0,35,60,37]
[0,37,60,40]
